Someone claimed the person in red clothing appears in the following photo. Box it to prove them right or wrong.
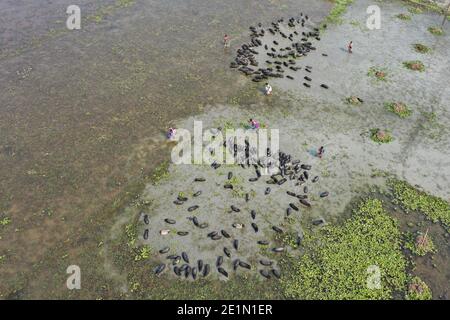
[348,41,353,53]
[223,34,231,48]
[317,146,325,159]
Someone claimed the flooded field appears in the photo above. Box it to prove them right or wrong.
[0,0,449,299]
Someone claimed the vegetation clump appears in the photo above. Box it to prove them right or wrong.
[403,60,425,72]
[406,276,432,300]
[370,129,393,144]
[428,26,444,35]
[346,96,363,105]
[413,43,431,54]
[368,67,388,81]
[0,216,11,226]
[385,102,412,118]
[326,0,355,24]
[408,7,423,14]
[134,245,151,261]
[151,161,170,185]
[282,199,407,299]
[405,231,436,256]
[396,13,412,20]
[389,180,450,231]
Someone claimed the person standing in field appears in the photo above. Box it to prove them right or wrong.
[223,34,231,48]
[264,83,273,95]
[347,41,353,53]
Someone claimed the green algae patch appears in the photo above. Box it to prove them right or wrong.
[389,180,450,231]
[406,276,432,300]
[385,102,412,118]
[282,199,407,299]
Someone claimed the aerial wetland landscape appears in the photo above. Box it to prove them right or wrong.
[0,0,449,300]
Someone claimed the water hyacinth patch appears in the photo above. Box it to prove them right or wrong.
[282,199,407,300]
[389,179,450,231]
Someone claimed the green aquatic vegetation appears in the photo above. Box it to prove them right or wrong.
[403,60,425,72]
[370,129,393,144]
[150,161,169,185]
[412,43,431,54]
[326,0,354,24]
[276,231,299,249]
[408,6,423,14]
[226,176,246,198]
[134,245,151,261]
[406,276,432,300]
[396,13,412,20]
[404,231,436,256]
[385,102,412,118]
[282,199,407,299]
[428,26,444,35]
[0,217,11,226]
[368,67,388,81]
[223,121,235,131]
[125,223,137,247]
[389,179,450,231]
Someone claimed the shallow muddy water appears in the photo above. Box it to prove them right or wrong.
[0,0,333,297]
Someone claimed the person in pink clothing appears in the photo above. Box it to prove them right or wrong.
[249,118,260,129]
[167,127,177,140]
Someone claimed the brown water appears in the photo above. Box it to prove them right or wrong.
[0,0,332,298]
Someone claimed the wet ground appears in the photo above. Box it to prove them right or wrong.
[0,0,449,298]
